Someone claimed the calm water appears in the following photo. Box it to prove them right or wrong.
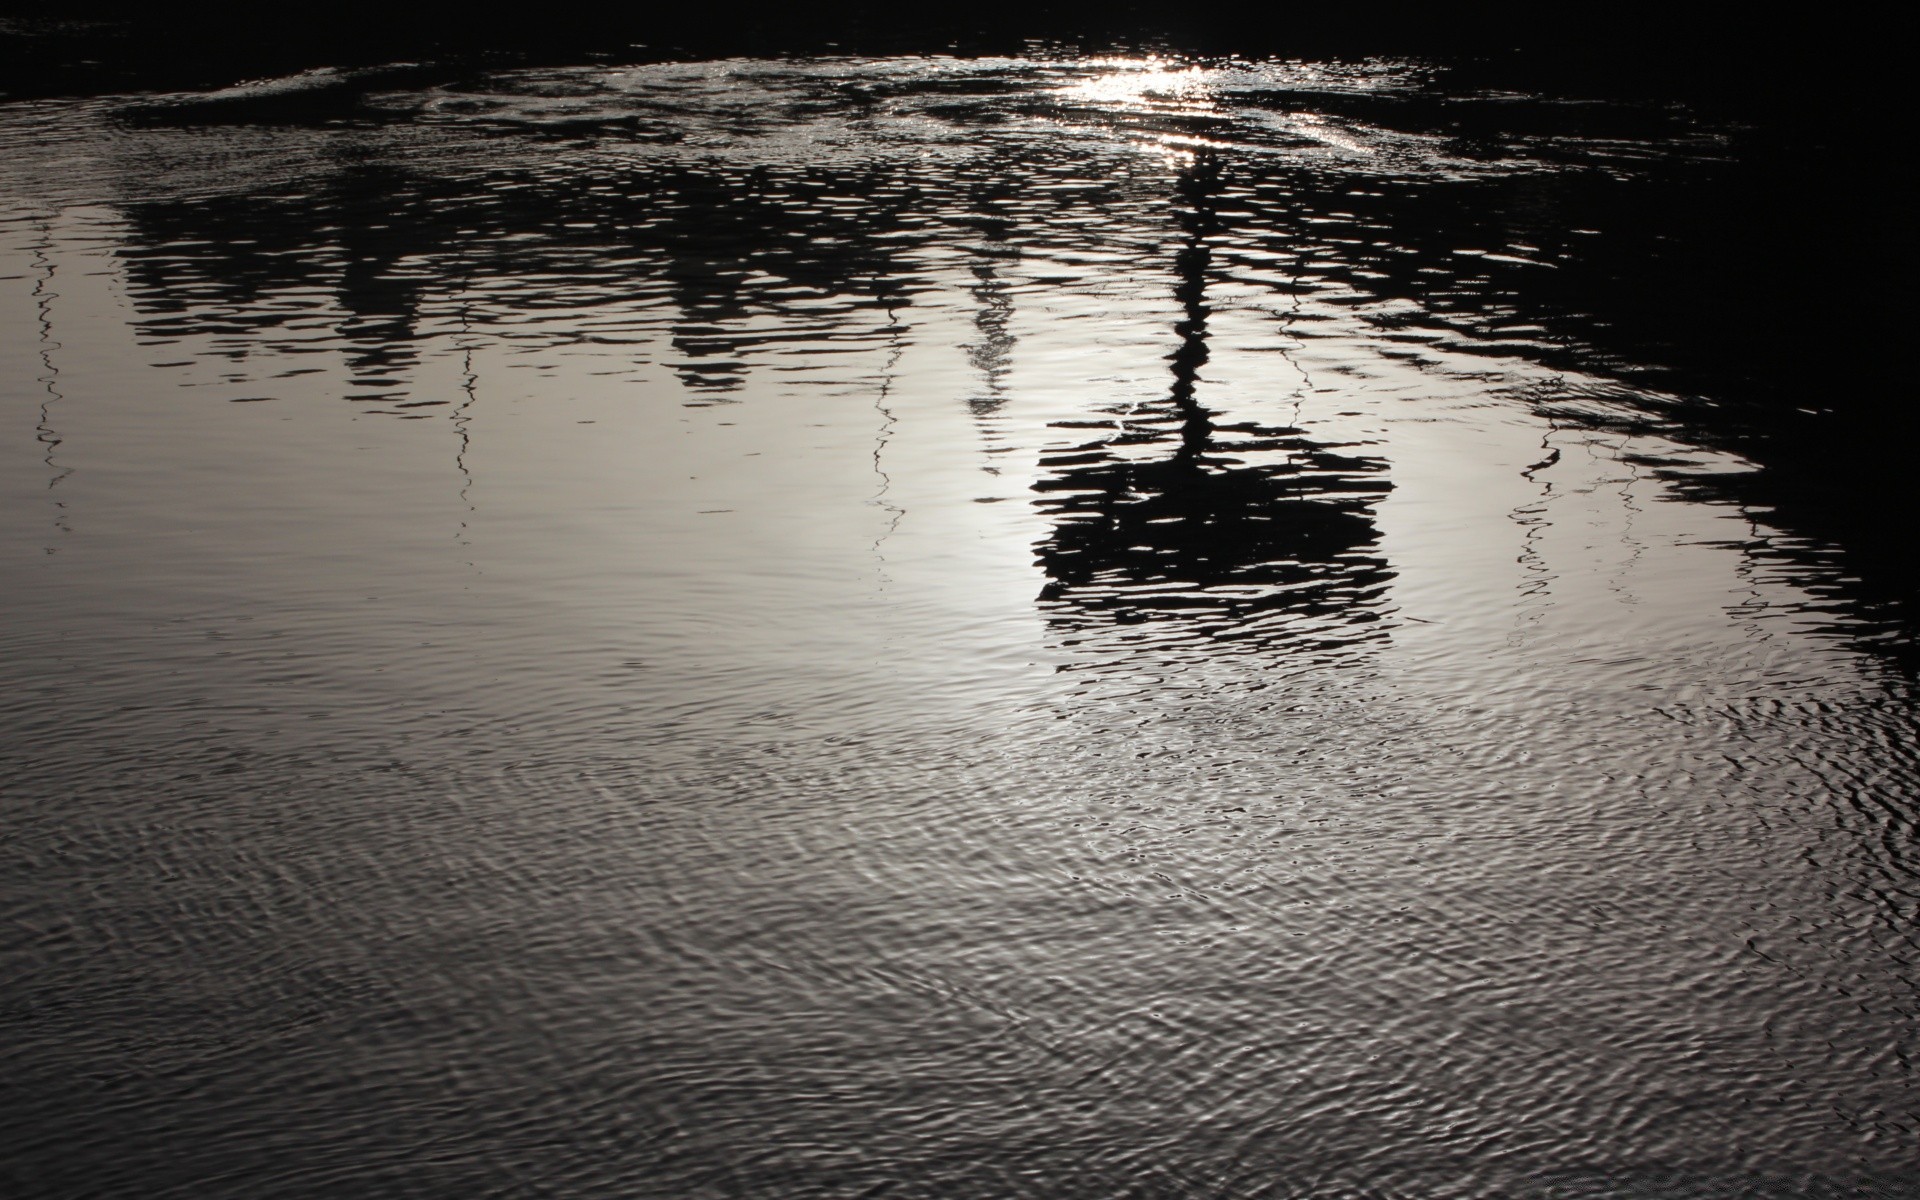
[2,53,1915,1199]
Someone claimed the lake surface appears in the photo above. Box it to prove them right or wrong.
[1,51,1915,1199]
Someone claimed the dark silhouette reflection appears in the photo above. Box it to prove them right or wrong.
[116,166,461,415]
[329,165,440,405]
[113,160,933,408]
[84,58,1915,665]
[1032,155,1392,647]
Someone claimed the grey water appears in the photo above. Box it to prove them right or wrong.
[1,50,1915,1199]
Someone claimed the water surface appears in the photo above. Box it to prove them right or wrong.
[2,52,1915,1199]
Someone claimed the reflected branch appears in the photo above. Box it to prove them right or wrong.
[31,226,72,545]
[869,297,908,574]
[452,280,480,552]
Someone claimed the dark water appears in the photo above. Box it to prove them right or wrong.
[1,47,1916,1199]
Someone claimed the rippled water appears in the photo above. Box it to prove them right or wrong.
[2,52,1915,1199]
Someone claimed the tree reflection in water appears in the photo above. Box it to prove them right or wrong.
[1031,153,1393,650]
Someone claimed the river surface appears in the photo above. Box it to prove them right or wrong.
[1,52,1915,1199]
